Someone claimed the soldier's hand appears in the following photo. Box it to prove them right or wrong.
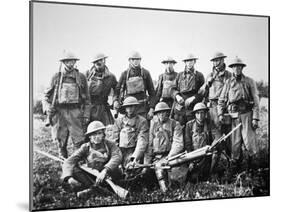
[188,162,194,171]
[219,115,225,124]
[147,108,154,120]
[252,119,259,130]
[185,96,195,108]
[141,167,149,175]
[95,169,108,185]
[176,95,184,105]
[126,157,137,169]
[68,177,81,188]
[113,101,120,110]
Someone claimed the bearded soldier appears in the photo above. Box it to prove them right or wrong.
[144,102,183,192]
[113,51,156,120]
[172,54,205,125]
[42,51,91,158]
[112,96,149,170]
[218,57,260,172]
[184,103,213,181]
[155,57,178,108]
[86,53,117,126]
[61,121,122,191]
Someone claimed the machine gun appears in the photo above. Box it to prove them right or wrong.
[34,149,128,199]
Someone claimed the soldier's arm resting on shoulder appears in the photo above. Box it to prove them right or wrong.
[61,144,88,181]
[155,75,163,104]
[104,141,123,171]
[168,121,184,157]
[131,119,149,161]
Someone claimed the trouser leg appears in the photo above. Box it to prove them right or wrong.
[67,108,86,151]
[51,110,69,158]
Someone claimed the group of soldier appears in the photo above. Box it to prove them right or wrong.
[42,50,260,194]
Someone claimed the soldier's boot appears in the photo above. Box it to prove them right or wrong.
[155,169,168,193]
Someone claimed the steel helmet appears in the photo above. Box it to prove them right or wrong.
[228,56,246,68]
[122,96,139,107]
[210,52,227,61]
[128,51,142,60]
[161,56,177,64]
[92,53,108,63]
[193,102,209,113]
[154,102,171,114]
[60,51,80,62]
[182,54,198,62]
[85,121,106,136]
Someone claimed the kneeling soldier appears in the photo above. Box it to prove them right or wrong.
[185,103,213,181]
[61,121,122,192]
[144,102,184,192]
[112,96,149,171]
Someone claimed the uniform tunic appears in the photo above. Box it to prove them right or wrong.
[114,65,156,118]
[86,66,117,126]
[155,71,178,108]
[112,115,149,168]
[43,68,91,158]
[61,140,122,187]
[171,68,205,125]
[218,74,260,160]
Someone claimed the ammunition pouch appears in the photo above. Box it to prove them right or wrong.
[162,80,175,98]
[58,82,79,104]
[126,76,145,95]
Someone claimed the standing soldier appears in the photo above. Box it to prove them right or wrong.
[172,54,205,125]
[184,103,214,181]
[113,51,156,120]
[218,57,259,171]
[86,53,117,126]
[112,96,149,171]
[155,57,178,108]
[144,102,183,192]
[203,52,232,140]
[61,121,123,192]
[42,51,91,158]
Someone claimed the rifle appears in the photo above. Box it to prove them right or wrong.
[34,149,128,199]
[45,62,63,127]
[167,123,242,167]
[126,162,171,170]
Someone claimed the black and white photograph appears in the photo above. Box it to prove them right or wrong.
[30,0,269,211]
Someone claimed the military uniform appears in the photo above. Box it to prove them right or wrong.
[114,64,156,118]
[61,139,122,188]
[184,119,213,180]
[155,71,178,108]
[86,66,117,126]
[112,115,149,168]
[43,65,91,158]
[172,67,205,125]
[218,73,259,162]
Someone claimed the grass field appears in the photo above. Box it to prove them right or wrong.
[32,98,269,210]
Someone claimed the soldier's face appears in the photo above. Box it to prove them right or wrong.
[185,60,196,69]
[213,58,223,67]
[195,110,206,123]
[129,58,141,67]
[232,65,243,76]
[164,62,175,72]
[125,105,137,118]
[156,111,169,123]
[94,59,105,69]
[89,130,105,144]
[63,60,76,70]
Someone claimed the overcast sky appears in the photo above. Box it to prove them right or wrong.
[32,2,268,98]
